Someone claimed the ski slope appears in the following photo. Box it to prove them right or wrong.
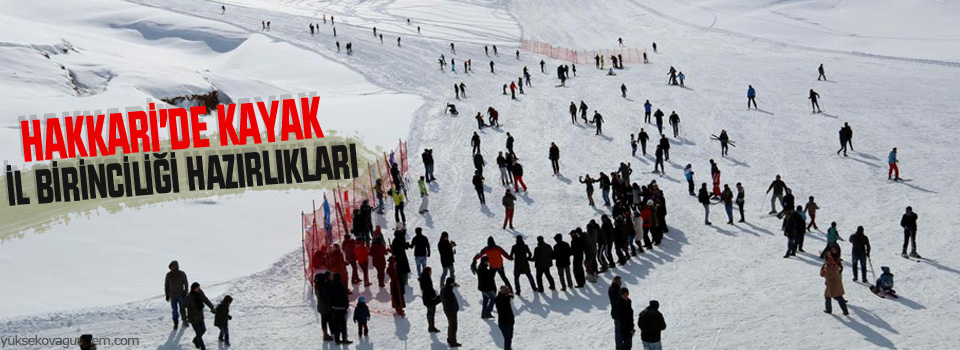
[2,0,960,349]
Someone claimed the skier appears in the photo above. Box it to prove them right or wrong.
[809,89,822,113]
[165,260,189,330]
[821,254,849,315]
[412,228,431,277]
[638,128,649,156]
[668,111,680,138]
[804,196,819,231]
[579,174,597,206]
[644,100,652,123]
[417,177,429,214]
[450,42,456,54]
[502,189,516,229]
[722,184,734,224]
[698,183,712,225]
[553,234,573,291]
[459,82,466,98]
[888,148,901,181]
[487,107,500,127]
[485,46,489,56]
[475,257,497,319]
[718,130,730,157]
[652,42,657,53]
[638,300,667,350]
[549,142,561,175]
[643,51,648,64]
[653,109,665,134]
[736,183,746,222]
[509,236,536,295]
[493,45,498,56]
[221,5,225,14]
[438,232,457,286]
[595,55,601,69]
[471,132,481,154]
[533,236,556,292]
[511,160,527,192]
[495,285,516,350]
[621,83,627,98]
[677,71,685,87]
[618,37,624,47]
[515,50,519,60]
[818,63,827,81]
[509,81,517,100]
[747,85,757,109]
[185,282,216,350]
[684,164,695,196]
[766,175,789,214]
[540,60,545,74]
[397,37,401,47]
[659,135,670,161]
[517,77,524,94]
[900,206,919,258]
[441,277,462,347]
[310,23,315,35]
[849,226,871,282]
[592,111,604,135]
[667,66,677,85]
[579,101,589,122]
[473,170,485,204]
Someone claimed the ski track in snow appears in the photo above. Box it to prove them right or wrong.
[3,0,960,349]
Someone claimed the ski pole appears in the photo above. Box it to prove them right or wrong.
[759,191,771,214]
[868,256,876,282]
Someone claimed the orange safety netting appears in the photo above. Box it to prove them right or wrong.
[520,39,646,65]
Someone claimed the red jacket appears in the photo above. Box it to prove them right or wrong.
[354,244,369,264]
[641,208,653,229]
[370,242,387,268]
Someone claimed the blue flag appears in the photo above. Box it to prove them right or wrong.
[322,196,332,241]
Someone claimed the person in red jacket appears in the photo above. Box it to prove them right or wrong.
[327,245,349,293]
[472,237,514,291]
[353,240,371,286]
[343,236,360,284]
[387,256,406,316]
[639,202,653,249]
[370,238,388,287]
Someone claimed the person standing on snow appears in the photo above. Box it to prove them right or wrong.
[653,145,665,174]
[471,132,481,155]
[422,149,435,182]
[185,282,216,350]
[698,183,712,225]
[511,160,527,192]
[506,132,516,157]
[888,148,901,181]
[390,229,413,288]
[371,238,388,287]
[848,226,871,282]
[438,232,457,285]
[631,134,638,156]
[473,152,486,177]
[621,83,628,98]
[441,277,462,347]
[411,228,431,277]
[837,123,853,156]
[638,300,667,350]
[619,288,636,350]
[569,102,578,123]
[766,175,789,214]
[809,89,822,113]
[490,60,495,74]
[821,254,849,315]
[684,164,695,196]
[549,142,561,175]
[722,184,734,225]
[472,170,485,204]
[473,237,514,289]
[540,59,545,73]
[495,285,516,350]
[638,128,650,156]
[502,189,517,229]
[533,236,556,292]
[599,172,612,206]
[804,196,819,231]
[608,276,624,348]
[509,236,536,295]
[736,183,746,223]
[418,268,442,333]
[818,64,827,81]
[418,177,429,214]
[900,206,920,258]
[592,111,605,135]
[570,229,587,287]
[747,85,758,109]
[165,260,189,330]
[668,111,680,138]
[719,130,730,157]
[390,188,406,224]
[643,100,653,123]
[553,234,574,291]
[653,109,665,134]
[577,174,597,206]
[659,135,670,161]
[474,257,497,319]
[509,81,517,100]
[497,152,511,186]
[677,71,685,87]
[579,101,589,122]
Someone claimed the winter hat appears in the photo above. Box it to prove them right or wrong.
[881,266,891,273]
[649,300,660,309]
[169,260,179,269]
[554,233,563,241]
[487,236,496,246]
[647,200,654,206]
[223,295,233,304]
[358,296,366,303]
[191,282,201,290]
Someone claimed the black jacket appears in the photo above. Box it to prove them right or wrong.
[553,240,571,267]
[495,293,515,325]
[900,212,918,230]
[849,233,871,256]
[549,145,560,160]
[608,284,621,319]
[438,239,455,267]
[477,263,497,292]
[638,306,667,343]
[511,163,524,177]
[214,302,231,327]
[510,243,533,274]
[185,290,214,324]
[441,284,460,314]
[533,242,553,269]
[698,187,710,204]
[412,234,430,257]
[619,298,635,332]
[419,275,440,306]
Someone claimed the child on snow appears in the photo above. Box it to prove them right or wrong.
[215,295,233,346]
[872,266,897,298]
[354,296,371,337]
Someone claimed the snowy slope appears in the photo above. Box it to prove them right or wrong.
[2,0,960,349]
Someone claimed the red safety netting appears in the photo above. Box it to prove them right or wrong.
[301,139,409,284]
[520,39,646,65]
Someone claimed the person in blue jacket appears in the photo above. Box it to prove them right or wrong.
[888,148,900,181]
[353,296,370,338]
[747,85,757,109]
[872,267,897,298]
[644,100,652,123]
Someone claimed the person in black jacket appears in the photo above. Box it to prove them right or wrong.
[391,229,412,287]
[638,300,667,349]
[608,276,624,349]
[412,227,431,277]
[509,236,536,295]
[900,206,920,258]
[570,229,586,288]
[214,295,233,346]
[441,277,462,347]
[495,285,516,350]
[549,142,561,175]
[353,296,370,338]
[532,236,556,292]
[619,288,636,350]
[185,282,216,350]
[600,215,616,269]
[419,267,442,332]
[553,234,573,291]
[422,149,435,182]
[476,257,498,319]
[698,183,711,225]
[849,226,871,282]
[438,232,457,287]
[314,272,333,341]
[328,274,352,344]
[473,170,486,204]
